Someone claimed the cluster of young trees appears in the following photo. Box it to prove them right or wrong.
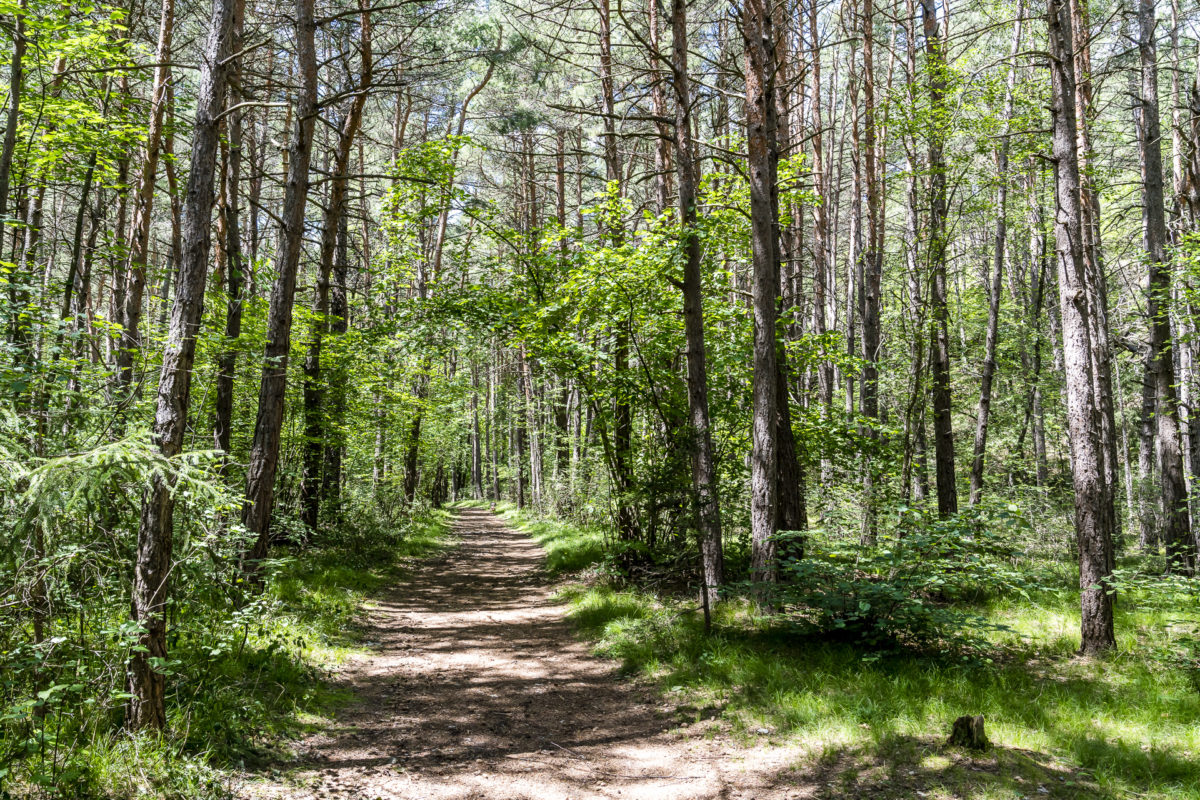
[2,0,1199,749]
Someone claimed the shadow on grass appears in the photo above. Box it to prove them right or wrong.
[562,585,1200,800]
[805,733,1111,799]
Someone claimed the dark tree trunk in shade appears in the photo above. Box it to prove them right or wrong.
[744,0,781,588]
[922,0,957,517]
[128,0,236,730]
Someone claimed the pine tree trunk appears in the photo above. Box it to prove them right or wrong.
[672,0,724,608]
[745,0,781,589]
[1136,0,1194,572]
[129,0,236,730]
[1048,0,1116,654]
[243,0,319,565]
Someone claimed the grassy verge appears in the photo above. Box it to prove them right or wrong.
[38,509,453,800]
[496,505,1199,800]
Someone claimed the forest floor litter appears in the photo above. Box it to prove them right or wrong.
[238,508,1096,800]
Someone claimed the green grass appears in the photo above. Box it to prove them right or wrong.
[5,510,453,800]
[455,501,608,575]
[269,508,453,658]
[502,508,1200,800]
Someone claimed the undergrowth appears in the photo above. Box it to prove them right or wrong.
[496,502,1200,800]
[0,504,451,799]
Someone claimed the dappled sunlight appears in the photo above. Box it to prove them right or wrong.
[544,576,1198,799]
[244,509,812,799]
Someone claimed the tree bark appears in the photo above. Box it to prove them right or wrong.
[745,0,781,588]
[671,0,724,608]
[1136,0,1194,572]
[1048,0,1116,654]
[128,0,237,730]
[243,0,319,565]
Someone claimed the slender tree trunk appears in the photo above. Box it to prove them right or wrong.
[970,5,1023,504]
[128,0,236,730]
[472,363,484,499]
[1136,0,1194,572]
[772,0,807,543]
[649,0,671,214]
[922,0,957,517]
[243,0,319,565]
[857,0,884,540]
[671,0,724,608]
[116,0,174,390]
[301,4,372,528]
[213,0,244,465]
[321,212,351,516]
[1048,0,1116,654]
[0,1,25,220]
[745,0,780,588]
[808,0,832,441]
[597,0,639,541]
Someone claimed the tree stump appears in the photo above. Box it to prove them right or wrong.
[947,715,989,750]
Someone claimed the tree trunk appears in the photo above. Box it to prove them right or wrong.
[321,212,351,517]
[969,5,1023,504]
[745,0,780,588]
[0,1,25,220]
[243,0,319,565]
[129,0,236,730]
[300,3,372,528]
[672,0,724,608]
[807,0,833,437]
[1048,0,1116,654]
[857,0,885,539]
[116,0,174,390]
[1136,0,1194,572]
[922,0,957,517]
[213,0,244,466]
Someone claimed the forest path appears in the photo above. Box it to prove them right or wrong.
[242,507,806,800]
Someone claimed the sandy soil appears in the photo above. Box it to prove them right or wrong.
[241,507,807,800]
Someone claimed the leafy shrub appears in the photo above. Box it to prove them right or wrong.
[1107,566,1200,692]
[767,504,1047,656]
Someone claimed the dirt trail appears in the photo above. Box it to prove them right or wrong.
[244,508,804,799]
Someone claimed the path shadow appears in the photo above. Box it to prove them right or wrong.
[803,733,1110,800]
